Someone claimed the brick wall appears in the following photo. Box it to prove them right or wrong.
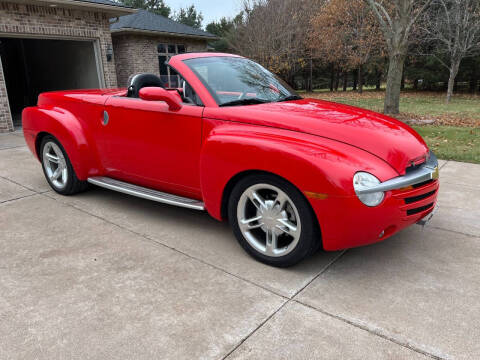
[0,56,13,132]
[0,1,118,132]
[112,33,208,87]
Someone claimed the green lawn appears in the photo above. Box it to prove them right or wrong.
[304,90,480,164]
[305,90,480,125]
[412,126,480,164]
[331,94,479,118]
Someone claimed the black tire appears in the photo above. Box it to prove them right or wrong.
[228,173,321,267]
[40,135,88,195]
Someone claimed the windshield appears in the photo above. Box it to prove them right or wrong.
[183,56,301,106]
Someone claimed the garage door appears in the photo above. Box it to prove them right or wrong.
[0,38,102,128]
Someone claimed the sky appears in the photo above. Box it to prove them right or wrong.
[167,0,241,26]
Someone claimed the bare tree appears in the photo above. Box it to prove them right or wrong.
[421,0,480,103]
[230,0,321,85]
[310,0,384,93]
[365,0,433,114]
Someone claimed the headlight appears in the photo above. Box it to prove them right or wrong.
[353,172,385,207]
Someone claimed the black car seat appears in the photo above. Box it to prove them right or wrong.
[127,73,164,98]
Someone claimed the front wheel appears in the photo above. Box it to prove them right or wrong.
[228,174,320,267]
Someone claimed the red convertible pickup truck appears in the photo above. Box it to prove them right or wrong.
[22,52,439,267]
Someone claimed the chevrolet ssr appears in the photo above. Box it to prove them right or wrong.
[22,53,439,267]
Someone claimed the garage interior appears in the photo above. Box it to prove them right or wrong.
[0,38,101,129]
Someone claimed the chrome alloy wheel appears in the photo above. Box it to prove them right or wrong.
[42,141,68,189]
[237,183,301,257]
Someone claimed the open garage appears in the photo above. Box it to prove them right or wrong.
[0,0,134,132]
[0,37,103,128]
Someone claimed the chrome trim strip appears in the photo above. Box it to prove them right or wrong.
[356,152,439,195]
[87,176,205,211]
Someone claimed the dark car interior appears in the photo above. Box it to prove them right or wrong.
[126,72,201,106]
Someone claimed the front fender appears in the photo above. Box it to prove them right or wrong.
[22,106,101,179]
[200,119,398,221]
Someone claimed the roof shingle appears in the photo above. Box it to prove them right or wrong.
[73,0,132,8]
[110,9,217,39]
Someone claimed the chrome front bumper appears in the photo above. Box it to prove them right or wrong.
[356,151,439,195]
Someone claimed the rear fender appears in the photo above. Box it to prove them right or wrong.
[200,120,397,221]
[22,106,101,179]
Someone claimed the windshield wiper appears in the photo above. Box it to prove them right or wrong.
[219,98,271,107]
[277,95,303,102]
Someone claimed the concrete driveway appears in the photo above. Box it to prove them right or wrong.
[1,131,479,360]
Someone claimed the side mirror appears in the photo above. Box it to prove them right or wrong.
[139,87,182,111]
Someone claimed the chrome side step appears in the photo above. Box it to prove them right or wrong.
[87,176,205,211]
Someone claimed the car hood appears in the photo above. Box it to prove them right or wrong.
[203,99,429,175]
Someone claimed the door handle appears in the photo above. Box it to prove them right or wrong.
[102,111,109,126]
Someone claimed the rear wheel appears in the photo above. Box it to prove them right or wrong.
[40,135,88,195]
[228,174,320,267]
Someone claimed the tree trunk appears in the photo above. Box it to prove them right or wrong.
[343,72,348,91]
[384,53,406,114]
[376,70,381,90]
[304,71,312,92]
[446,60,461,104]
[353,69,358,91]
[401,70,405,90]
[358,65,363,94]
[413,79,418,90]
[334,70,340,91]
[307,58,313,92]
[329,64,334,92]
[287,75,295,89]
[470,61,477,94]
[442,80,448,91]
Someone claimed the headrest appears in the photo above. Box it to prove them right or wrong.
[127,73,164,98]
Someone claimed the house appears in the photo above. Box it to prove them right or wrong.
[0,1,216,133]
[111,10,217,88]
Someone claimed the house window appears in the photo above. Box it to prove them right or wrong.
[177,45,186,54]
[158,44,187,88]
